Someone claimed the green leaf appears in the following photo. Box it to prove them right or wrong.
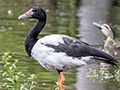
[9,66,13,70]
[2,72,7,76]
[6,78,14,84]
[6,85,13,88]
[2,83,7,87]
[14,59,18,63]
[0,61,4,63]
[21,73,26,77]
[14,80,18,85]
[0,70,3,73]
[12,64,17,69]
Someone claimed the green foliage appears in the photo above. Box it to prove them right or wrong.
[86,68,120,83]
[54,81,65,90]
[20,74,37,90]
[0,52,37,90]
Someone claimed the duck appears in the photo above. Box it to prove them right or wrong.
[18,5,117,85]
[93,22,120,58]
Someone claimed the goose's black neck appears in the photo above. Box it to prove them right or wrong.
[25,19,46,56]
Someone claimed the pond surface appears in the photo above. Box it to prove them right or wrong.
[0,0,120,90]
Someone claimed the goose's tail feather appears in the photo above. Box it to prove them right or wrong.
[90,47,118,67]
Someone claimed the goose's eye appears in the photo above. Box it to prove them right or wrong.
[32,9,37,12]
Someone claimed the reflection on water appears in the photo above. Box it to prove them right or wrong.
[0,0,120,90]
[77,0,113,45]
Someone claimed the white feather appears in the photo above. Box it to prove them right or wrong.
[40,34,65,45]
[31,35,90,71]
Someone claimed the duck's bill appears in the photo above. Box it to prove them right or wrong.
[93,22,102,29]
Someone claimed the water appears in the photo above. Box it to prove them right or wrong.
[0,0,120,90]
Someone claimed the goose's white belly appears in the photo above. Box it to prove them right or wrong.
[31,35,88,71]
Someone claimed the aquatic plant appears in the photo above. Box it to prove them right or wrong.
[0,52,37,90]
[86,68,120,83]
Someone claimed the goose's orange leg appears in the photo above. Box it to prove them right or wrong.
[57,72,65,85]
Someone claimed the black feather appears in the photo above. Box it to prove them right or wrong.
[44,36,118,66]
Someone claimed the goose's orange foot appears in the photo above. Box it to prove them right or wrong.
[55,83,65,90]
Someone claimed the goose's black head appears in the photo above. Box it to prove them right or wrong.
[18,5,46,20]
[93,22,116,39]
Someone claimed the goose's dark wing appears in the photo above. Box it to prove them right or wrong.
[44,36,117,66]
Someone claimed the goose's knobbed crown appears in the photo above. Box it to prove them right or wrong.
[32,5,40,11]
[32,5,46,20]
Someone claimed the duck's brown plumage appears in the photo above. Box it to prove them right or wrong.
[93,22,120,57]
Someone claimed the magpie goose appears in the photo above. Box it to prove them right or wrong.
[18,5,117,85]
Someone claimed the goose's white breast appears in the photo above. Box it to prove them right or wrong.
[31,34,87,71]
